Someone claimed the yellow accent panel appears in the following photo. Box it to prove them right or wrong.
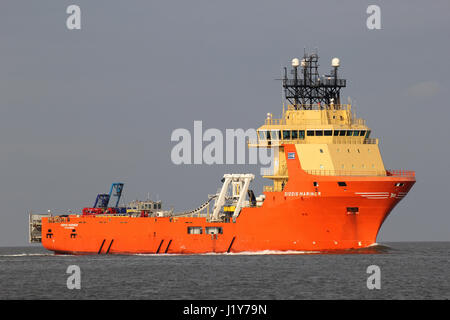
[295,144,336,171]
[328,144,385,172]
[294,144,385,173]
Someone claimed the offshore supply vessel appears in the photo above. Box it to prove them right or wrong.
[29,52,415,254]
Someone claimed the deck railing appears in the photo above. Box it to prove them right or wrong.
[285,103,351,111]
[265,118,286,125]
[386,170,416,177]
[265,117,366,126]
[264,104,366,126]
[247,137,378,147]
[304,170,387,176]
[261,169,415,178]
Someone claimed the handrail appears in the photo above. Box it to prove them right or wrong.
[261,168,281,176]
[386,170,416,177]
[304,170,387,177]
[300,169,414,177]
[283,79,347,87]
[264,117,366,126]
[286,103,351,110]
[265,118,286,125]
[247,137,378,147]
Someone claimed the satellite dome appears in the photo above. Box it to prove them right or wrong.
[331,57,340,67]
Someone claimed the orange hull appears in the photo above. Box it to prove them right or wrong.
[41,145,415,254]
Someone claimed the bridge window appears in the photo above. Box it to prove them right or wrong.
[324,130,332,136]
[299,130,305,139]
[360,130,366,136]
[333,130,339,136]
[283,130,291,140]
[270,130,281,140]
[353,130,360,136]
[339,130,346,136]
[307,130,315,136]
[315,130,323,136]
[263,130,281,140]
[291,130,298,139]
[346,130,353,136]
[365,130,371,138]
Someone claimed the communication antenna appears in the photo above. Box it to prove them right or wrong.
[282,51,347,109]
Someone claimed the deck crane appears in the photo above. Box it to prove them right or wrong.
[82,183,125,215]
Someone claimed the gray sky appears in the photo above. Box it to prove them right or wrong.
[1,0,449,246]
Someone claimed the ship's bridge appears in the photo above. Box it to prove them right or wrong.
[250,103,375,147]
[249,104,386,192]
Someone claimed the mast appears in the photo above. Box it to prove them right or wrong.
[282,51,347,109]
